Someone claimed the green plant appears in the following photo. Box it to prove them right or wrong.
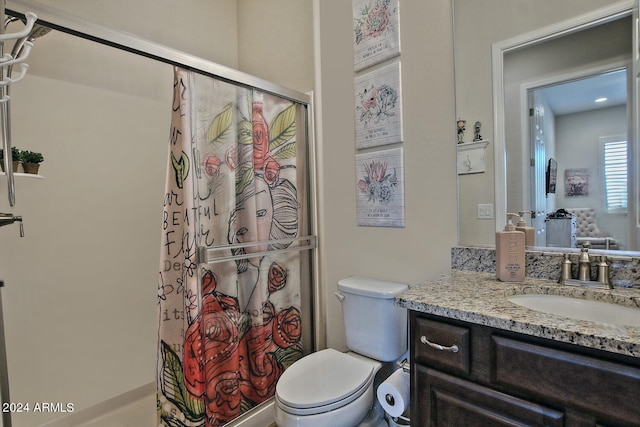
[11,146,20,160]
[21,150,43,164]
[0,147,22,161]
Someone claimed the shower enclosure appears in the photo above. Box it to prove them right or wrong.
[0,1,318,426]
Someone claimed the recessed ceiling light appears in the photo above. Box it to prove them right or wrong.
[595,97,608,103]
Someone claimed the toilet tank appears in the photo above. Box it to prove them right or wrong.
[337,276,408,362]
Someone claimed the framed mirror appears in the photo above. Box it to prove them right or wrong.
[455,0,639,254]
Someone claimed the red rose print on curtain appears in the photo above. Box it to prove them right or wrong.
[179,268,301,426]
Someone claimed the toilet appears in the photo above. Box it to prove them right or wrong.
[275,276,408,427]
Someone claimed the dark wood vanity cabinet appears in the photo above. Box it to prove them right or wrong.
[410,312,640,427]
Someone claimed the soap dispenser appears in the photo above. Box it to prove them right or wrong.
[496,213,526,282]
[516,211,535,246]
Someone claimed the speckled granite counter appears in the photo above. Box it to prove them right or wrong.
[396,269,640,358]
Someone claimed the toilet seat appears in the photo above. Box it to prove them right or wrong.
[276,348,375,416]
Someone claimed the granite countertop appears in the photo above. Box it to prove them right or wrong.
[396,270,640,358]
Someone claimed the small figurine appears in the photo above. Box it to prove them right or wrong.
[457,118,466,144]
[473,121,483,142]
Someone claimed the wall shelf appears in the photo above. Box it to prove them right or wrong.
[457,140,489,175]
[0,171,44,179]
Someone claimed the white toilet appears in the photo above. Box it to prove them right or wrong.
[274,276,408,427]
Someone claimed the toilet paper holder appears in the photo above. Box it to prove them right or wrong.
[383,358,410,407]
[396,358,410,373]
[379,361,411,420]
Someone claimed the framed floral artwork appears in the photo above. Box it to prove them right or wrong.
[353,0,401,71]
[355,147,405,228]
[354,61,403,149]
[565,168,589,197]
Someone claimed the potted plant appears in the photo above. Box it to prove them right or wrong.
[20,150,43,174]
[0,147,21,172]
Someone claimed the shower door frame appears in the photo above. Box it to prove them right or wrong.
[3,0,322,423]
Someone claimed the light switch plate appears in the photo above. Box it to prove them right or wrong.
[477,203,494,219]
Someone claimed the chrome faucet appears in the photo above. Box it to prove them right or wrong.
[0,213,24,237]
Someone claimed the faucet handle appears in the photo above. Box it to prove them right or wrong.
[597,256,612,289]
[558,253,572,284]
[16,216,24,237]
[0,213,24,237]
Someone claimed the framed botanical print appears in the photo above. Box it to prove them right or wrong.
[355,147,405,228]
[354,61,403,149]
[353,0,401,71]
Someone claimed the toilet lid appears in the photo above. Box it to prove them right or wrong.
[276,348,375,411]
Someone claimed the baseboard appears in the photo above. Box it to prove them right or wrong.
[40,382,155,427]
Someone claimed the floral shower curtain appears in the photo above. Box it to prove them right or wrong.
[158,67,305,427]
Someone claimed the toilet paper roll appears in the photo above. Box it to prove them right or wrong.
[377,368,410,418]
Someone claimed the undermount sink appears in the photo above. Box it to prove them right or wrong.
[507,294,640,326]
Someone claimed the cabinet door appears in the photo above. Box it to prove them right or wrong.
[414,364,564,427]
[492,336,640,427]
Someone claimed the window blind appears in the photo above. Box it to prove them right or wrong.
[603,140,627,210]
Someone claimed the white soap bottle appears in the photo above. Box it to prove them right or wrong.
[516,211,535,247]
[496,213,526,282]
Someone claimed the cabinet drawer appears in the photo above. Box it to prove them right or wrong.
[415,365,564,427]
[414,318,470,375]
[492,336,640,427]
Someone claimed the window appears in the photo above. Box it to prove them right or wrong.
[602,136,627,211]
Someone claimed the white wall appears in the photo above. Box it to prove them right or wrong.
[237,0,314,93]
[21,0,240,69]
[315,0,457,351]
[3,41,171,427]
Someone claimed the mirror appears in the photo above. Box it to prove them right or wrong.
[454,0,640,254]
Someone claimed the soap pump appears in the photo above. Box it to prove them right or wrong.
[516,211,535,246]
[495,213,526,282]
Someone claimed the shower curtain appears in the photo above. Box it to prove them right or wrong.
[158,67,305,427]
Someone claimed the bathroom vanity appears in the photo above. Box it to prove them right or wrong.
[396,270,640,427]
